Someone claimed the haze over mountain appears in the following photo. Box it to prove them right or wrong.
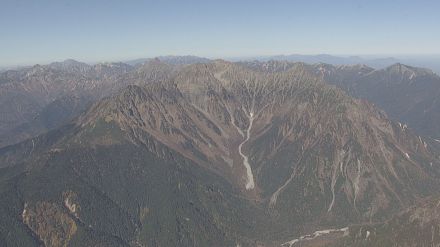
[0,59,135,147]
[126,55,212,66]
[315,62,440,140]
[3,54,440,75]
[233,54,440,75]
[233,54,398,69]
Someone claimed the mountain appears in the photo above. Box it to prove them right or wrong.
[126,55,211,66]
[322,196,440,247]
[234,54,440,74]
[4,57,440,150]
[314,63,440,140]
[236,60,297,73]
[236,54,399,69]
[0,57,213,148]
[0,59,166,148]
[1,61,440,246]
[274,196,440,247]
[48,59,92,75]
[0,62,95,147]
[240,60,440,140]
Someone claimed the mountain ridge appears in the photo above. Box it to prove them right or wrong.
[2,61,440,246]
[1,60,440,246]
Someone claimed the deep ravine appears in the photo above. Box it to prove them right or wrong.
[237,110,256,190]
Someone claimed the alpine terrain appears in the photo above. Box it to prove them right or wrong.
[1,60,440,246]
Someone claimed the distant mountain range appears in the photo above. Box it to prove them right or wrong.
[125,55,212,66]
[1,57,440,246]
[3,54,439,74]
[232,54,440,75]
[237,54,399,68]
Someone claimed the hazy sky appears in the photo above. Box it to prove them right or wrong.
[1,0,440,66]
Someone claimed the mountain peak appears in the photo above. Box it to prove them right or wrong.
[156,55,211,65]
[48,59,91,74]
[127,55,211,66]
[63,58,83,64]
[386,63,434,77]
[50,59,89,67]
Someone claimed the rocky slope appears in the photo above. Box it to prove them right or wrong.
[323,196,440,247]
[0,58,180,148]
[316,63,440,140]
[1,61,440,246]
[242,60,440,141]
[0,60,130,147]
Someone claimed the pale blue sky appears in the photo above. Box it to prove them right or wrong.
[1,0,440,66]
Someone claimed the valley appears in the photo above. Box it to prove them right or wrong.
[1,58,440,246]
[3,1,440,246]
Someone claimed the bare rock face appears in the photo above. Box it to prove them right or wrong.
[22,202,77,247]
[80,61,440,225]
